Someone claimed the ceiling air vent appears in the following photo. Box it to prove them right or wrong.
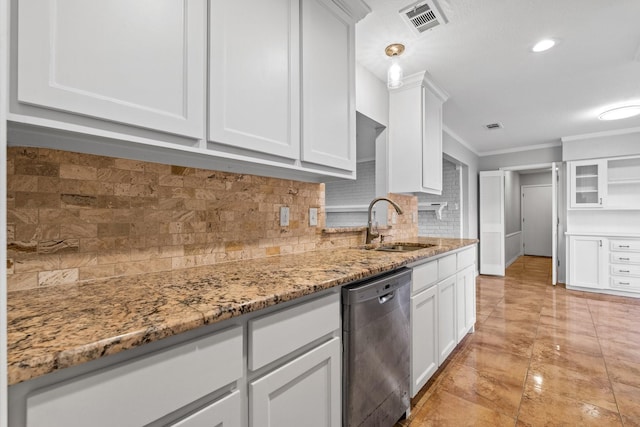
[485,123,503,130]
[400,1,448,36]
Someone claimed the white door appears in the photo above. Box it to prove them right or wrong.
[521,185,552,257]
[250,337,341,427]
[479,171,505,275]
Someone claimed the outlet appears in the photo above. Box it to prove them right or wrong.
[280,206,290,226]
[309,208,318,226]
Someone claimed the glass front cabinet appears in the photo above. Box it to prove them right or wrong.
[570,159,606,208]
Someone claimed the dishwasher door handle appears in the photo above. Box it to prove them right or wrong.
[378,291,396,304]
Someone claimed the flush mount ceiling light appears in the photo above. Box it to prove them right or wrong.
[598,105,640,121]
[385,43,405,89]
[532,39,555,53]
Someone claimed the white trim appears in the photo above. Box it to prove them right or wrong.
[478,141,561,157]
[442,125,480,156]
[635,41,640,62]
[1,0,9,422]
[505,231,522,268]
[561,126,640,143]
[499,162,553,172]
[325,204,368,213]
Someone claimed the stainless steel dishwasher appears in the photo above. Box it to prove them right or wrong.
[342,268,411,427]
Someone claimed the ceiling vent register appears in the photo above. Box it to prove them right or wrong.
[400,1,448,36]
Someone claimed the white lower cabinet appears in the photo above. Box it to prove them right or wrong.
[410,284,438,396]
[456,265,476,343]
[249,338,341,427]
[410,245,477,398]
[437,275,457,365]
[171,390,241,427]
[568,235,606,289]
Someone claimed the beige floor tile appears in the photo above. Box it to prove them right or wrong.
[612,382,640,421]
[606,357,640,389]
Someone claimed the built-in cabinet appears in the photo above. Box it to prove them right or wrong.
[9,291,342,427]
[11,0,368,181]
[388,71,449,195]
[409,245,476,397]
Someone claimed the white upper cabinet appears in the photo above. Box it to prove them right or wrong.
[300,0,355,171]
[569,159,606,208]
[388,72,449,194]
[209,0,300,160]
[17,0,206,139]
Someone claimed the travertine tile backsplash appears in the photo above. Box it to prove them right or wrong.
[6,147,417,291]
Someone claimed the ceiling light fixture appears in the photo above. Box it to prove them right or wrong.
[598,105,640,121]
[532,39,555,53]
[385,43,405,89]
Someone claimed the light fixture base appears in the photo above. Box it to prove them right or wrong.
[385,43,405,57]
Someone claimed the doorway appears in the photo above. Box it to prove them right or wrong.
[521,185,552,257]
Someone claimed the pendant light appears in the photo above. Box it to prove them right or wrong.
[385,43,405,89]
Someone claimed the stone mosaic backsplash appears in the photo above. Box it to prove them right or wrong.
[7,147,418,291]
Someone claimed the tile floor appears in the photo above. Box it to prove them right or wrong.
[396,255,640,426]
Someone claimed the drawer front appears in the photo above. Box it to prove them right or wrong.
[610,240,640,252]
[611,265,640,278]
[438,254,457,280]
[611,252,640,265]
[610,277,640,292]
[457,247,476,270]
[412,260,438,294]
[249,292,339,371]
[26,326,243,427]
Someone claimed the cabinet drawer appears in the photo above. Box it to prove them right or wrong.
[249,292,339,370]
[171,390,241,427]
[610,277,640,292]
[610,240,640,252]
[438,254,457,280]
[611,265,640,278]
[412,260,438,294]
[611,252,640,265]
[457,247,475,270]
[26,326,243,427]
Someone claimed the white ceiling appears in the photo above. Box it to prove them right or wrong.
[355,0,640,155]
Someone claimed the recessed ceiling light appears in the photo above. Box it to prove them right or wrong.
[598,105,640,121]
[532,39,555,53]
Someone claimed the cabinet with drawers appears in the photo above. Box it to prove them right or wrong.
[609,239,640,293]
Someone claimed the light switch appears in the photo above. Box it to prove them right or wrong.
[309,208,318,226]
[280,206,290,226]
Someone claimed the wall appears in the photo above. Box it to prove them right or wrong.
[479,145,562,170]
[325,160,375,227]
[443,130,480,239]
[418,159,461,237]
[504,171,521,235]
[562,128,640,160]
[355,62,389,127]
[7,147,419,292]
[520,171,552,186]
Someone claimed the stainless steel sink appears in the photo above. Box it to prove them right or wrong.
[372,243,436,252]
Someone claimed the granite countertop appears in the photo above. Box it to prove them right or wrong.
[7,237,477,385]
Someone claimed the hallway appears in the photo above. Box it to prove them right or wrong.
[398,256,640,426]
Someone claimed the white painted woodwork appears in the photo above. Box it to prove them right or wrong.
[438,254,457,280]
[301,0,355,171]
[457,246,475,270]
[388,72,449,195]
[410,284,438,397]
[437,275,456,365]
[568,236,605,289]
[249,337,341,427]
[209,0,300,160]
[171,391,241,427]
[412,260,438,294]
[25,326,242,427]
[552,162,558,285]
[569,160,606,208]
[455,265,476,343]
[522,185,552,257]
[611,252,640,264]
[17,0,206,138]
[248,293,340,371]
[611,276,640,292]
[610,240,640,252]
[479,170,506,276]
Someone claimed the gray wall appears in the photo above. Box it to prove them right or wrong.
[325,160,375,227]
[520,171,552,186]
[504,171,521,235]
[480,145,562,170]
[418,159,461,237]
[563,130,640,160]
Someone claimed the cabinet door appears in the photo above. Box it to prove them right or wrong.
[569,236,605,289]
[422,87,443,194]
[456,265,476,343]
[411,285,438,397]
[250,337,341,427]
[301,0,355,171]
[17,0,206,138]
[437,275,457,365]
[171,391,241,427]
[569,160,606,208]
[209,0,300,159]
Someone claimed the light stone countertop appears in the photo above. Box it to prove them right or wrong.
[7,237,477,386]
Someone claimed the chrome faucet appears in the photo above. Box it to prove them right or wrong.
[366,197,404,244]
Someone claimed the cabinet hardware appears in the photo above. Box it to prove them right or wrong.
[619,245,630,248]
[599,240,602,247]
[619,270,630,273]
[619,282,631,286]
[620,257,630,261]
[599,198,603,205]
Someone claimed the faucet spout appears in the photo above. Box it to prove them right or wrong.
[366,197,404,244]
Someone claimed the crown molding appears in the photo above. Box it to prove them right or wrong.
[561,126,640,142]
